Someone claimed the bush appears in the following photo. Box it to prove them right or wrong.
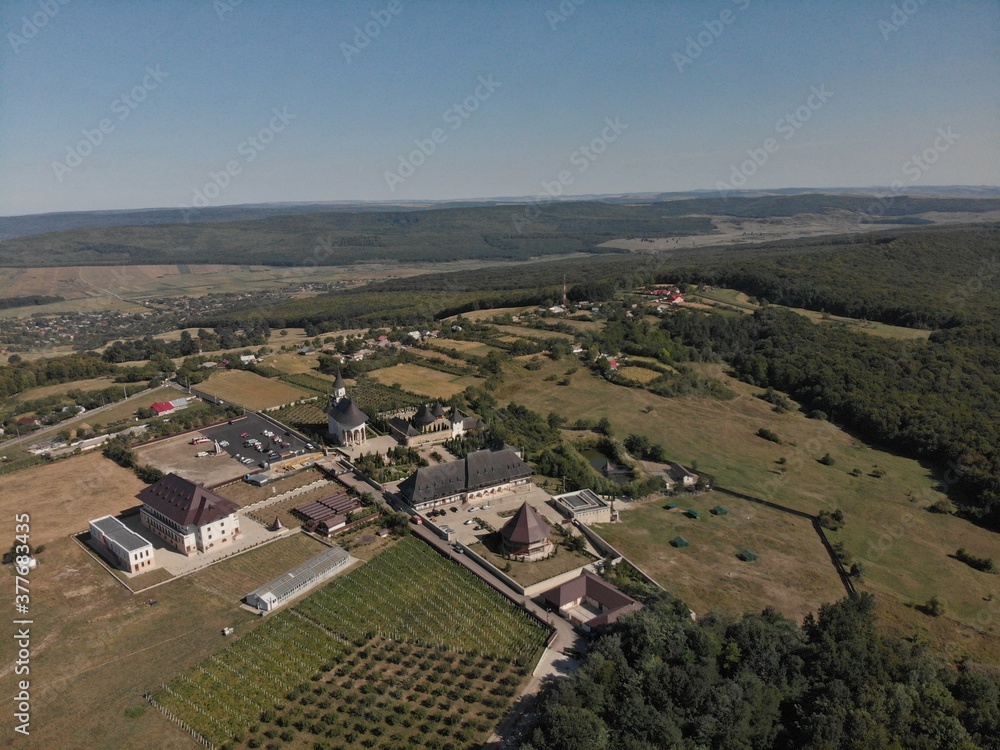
[756,427,781,444]
[819,453,835,466]
[926,595,946,616]
[956,548,996,573]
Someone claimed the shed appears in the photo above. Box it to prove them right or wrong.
[686,509,701,519]
[711,505,729,516]
[665,502,678,510]
[738,549,758,562]
[671,536,690,548]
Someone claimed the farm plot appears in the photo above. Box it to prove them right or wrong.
[368,363,483,400]
[271,401,328,435]
[197,370,312,410]
[154,537,548,747]
[616,366,664,384]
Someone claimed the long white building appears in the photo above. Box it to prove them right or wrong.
[88,515,156,574]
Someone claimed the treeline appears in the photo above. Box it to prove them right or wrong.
[102,324,270,363]
[0,353,117,400]
[663,227,1000,329]
[526,594,1000,749]
[0,294,64,309]
[661,308,1000,529]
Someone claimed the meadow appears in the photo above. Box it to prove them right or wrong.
[368,362,483,400]
[493,356,1000,663]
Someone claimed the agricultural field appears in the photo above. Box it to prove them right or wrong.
[368,362,483,400]
[592,495,846,623]
[493,357,1000,664]
[154,538,549,748]
[197,370,312,410]
[263,351,334,376]
[270,401,329,435]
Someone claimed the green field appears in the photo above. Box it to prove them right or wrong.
[493,357,1000,663]
[155,537,549,747]
[592,494,845,623]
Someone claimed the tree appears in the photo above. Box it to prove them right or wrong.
[819,453,836,466]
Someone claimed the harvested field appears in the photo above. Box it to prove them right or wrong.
[368,362,483,399]
[196,370,311,410]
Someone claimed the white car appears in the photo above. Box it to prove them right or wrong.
[464,519,474,525]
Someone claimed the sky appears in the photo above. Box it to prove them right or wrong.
[1,0,998,216]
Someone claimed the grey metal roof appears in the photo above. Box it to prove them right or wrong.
[248,546,350,603]
[399,448,531,506]
[327,397,368,428]
[90,515,153,553]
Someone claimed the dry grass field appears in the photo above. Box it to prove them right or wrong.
[195,370,311,410]
[593,495,846,623]
[431,338,504,357]
[493,357,1000,664]
[368,362,483,399]
[0,452,147,544]
[616,366,663,383]
[12,376,120,402]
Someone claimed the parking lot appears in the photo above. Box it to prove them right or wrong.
[203,412,317,470]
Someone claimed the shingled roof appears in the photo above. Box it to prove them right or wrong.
[137,473,238,527]
[398,448,530,506]
[326,397,368,428]
[500,501,552,546]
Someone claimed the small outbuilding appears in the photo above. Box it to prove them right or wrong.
[711,505,729,516]
[686,509,701,520]
[738,549,758,562]
[671,536,690,548]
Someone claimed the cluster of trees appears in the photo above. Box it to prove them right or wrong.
[661,308,1000,529]
[0,352,117,400]
[102,324,269,363]
[526,594,1000,750]
[101,437,163,484]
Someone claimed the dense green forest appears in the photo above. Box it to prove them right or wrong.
[664,227,1000,328]
[2,195,997,267]
[526,594,1000,750]
[661,308,1000,529]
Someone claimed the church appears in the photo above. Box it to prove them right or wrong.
[325,370,369,447]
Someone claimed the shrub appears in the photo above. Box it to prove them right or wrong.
[756,427,781,444]
[819,453,835,466]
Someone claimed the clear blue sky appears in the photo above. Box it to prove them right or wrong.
[1,0,997,215]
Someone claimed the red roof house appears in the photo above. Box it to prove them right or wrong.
[150,402,175,415]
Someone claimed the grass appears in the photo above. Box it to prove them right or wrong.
[493,357,1000,663]
[215,468,329,507]
[196,369,312,410]
[616,366,663,383]
[470,534,598,587]
[592,495,845,623]
[431,338,504,357]
[186,532,331,603]
[263,351,334,376]
[11,376,120,402]
[368,362,483,400]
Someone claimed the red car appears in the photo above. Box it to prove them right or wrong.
[240,432,250,438]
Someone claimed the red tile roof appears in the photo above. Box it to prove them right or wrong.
[150,402,174,414]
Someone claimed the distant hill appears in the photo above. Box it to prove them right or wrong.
[0,194,997,267]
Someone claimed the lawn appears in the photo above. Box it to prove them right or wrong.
[493,357,1000,664]
[197,369,312,410]
[431,338,505,357]
[592,495,845,623]
[368,362,483,400]
[470,534,598,587]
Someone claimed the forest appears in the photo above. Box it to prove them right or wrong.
[525,593,1000,750]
